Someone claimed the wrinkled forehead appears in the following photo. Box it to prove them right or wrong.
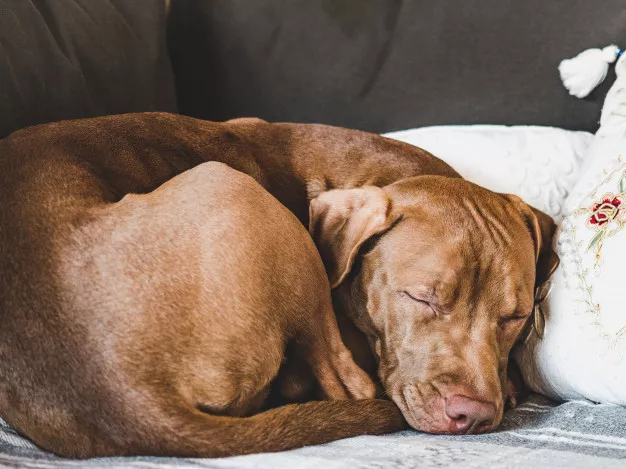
[385,177,535,256]
[374,182,538,305]
[376,218,536,311]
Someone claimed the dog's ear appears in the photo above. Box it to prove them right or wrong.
[503,195,560,288]
[504,195,560,338]
[309,186,396,289]
[528,206,560,288]
[527,205,560,338]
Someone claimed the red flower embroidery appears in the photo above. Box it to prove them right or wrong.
[587,193,623,229]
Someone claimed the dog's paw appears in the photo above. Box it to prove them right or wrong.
[313,347,376,401]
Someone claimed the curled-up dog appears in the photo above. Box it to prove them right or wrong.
[0,113,558,457]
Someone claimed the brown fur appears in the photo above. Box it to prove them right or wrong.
[0,112,558,457]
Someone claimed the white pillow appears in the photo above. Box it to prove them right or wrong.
[516,54,626,404]
[384,125,592,221]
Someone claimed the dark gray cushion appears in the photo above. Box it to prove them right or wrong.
[0,0,177,138]
[168,0,626,133]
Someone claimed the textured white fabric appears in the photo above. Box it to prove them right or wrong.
[384,125,592,221]
[516,54,626,404]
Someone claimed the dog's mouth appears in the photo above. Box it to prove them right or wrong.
[390,384,500,435]
[391,386,457,434]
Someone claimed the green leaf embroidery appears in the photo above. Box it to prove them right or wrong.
[619,174,626,194]
[587,230,605,251]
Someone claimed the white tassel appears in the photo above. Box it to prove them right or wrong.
[558,45,623,99]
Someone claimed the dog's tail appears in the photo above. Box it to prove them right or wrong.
[155,399,406,458]
[109,399,406,458]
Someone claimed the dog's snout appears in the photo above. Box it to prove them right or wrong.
[445,394,496,434]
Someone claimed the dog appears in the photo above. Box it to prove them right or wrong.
[0,112,558,457]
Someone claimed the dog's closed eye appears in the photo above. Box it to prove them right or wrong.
[398,291,438,318]
[498,315,528,327]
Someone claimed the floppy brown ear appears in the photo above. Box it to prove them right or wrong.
[503,195,560,288]
[526,206,560,338]
[504,195,560,338]
[527,206,560,288]
[309,186,396,289]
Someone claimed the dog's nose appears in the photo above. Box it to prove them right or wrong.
[445,394,496,434]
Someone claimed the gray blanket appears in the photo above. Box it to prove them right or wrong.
[1,395,625,468]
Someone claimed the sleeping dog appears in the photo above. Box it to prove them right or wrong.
[0,113,558,457]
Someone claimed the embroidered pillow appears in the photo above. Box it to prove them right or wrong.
[515,54,626,404]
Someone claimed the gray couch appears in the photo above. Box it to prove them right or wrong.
[1,1,625,467]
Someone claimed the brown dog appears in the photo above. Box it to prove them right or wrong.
[0,113,558,457]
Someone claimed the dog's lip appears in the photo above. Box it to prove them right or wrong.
[392,387,422,430]
[399,387,418,426]
[393,384,502,435]
[391,385,452,434]
[394,393,491,434]
[390,380,504,434]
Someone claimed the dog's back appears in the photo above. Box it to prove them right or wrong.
[0,117,405,457]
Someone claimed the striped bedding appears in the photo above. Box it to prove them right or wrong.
[1,394,624,468]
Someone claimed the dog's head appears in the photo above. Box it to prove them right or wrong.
[309,175,558,434]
